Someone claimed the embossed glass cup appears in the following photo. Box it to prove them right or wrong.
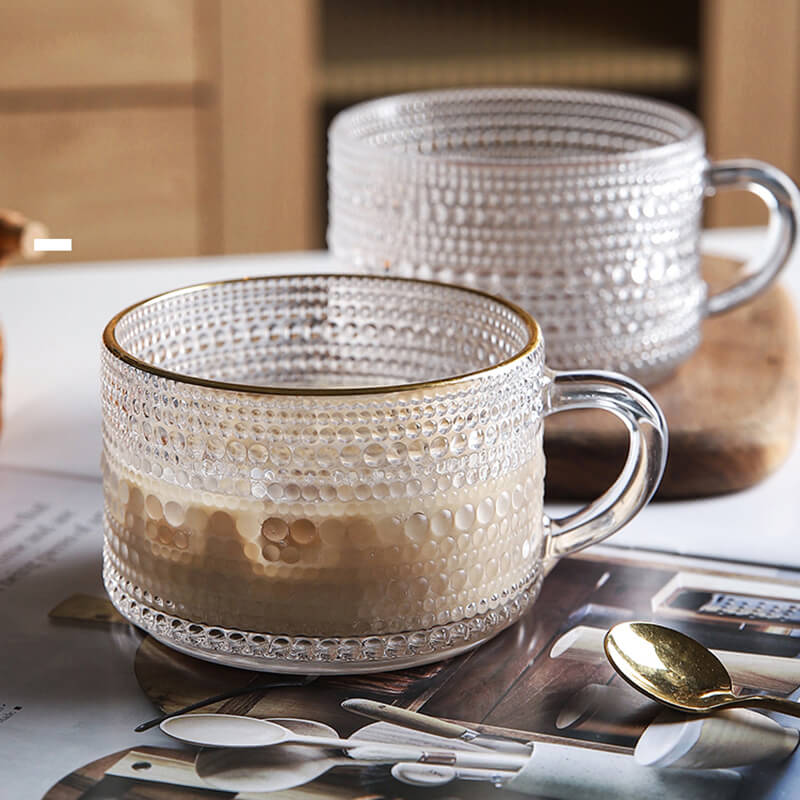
[329,87,800,384]
[101,274,666,672]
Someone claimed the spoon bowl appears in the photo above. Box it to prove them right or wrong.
[605,621,800,718]
[604,621,733,711]
[195,717,351,793]
[161,714,290,748]
[161,713,457,754]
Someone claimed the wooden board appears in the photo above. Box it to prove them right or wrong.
[218,0,318,254]
[702,0,800,227]
[0,1,197,90]
[0,108,199,262]
[544,255,800,500]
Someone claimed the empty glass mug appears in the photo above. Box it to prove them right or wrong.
[101,274,667,672]
[328,88,800,384]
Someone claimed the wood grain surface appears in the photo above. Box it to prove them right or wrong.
[544,255,800,499]
[42,747,204,799]
[0,108,200,263]
[0,1,197,90]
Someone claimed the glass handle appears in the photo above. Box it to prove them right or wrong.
[543,370,667,560]
[704,159,799,317]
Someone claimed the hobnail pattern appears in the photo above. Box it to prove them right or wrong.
[101,275,549,671]
[103,551,542,672]
[328,87,710,384]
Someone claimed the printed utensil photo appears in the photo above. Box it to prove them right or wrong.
[391,762,515,787]
[194,717,385,794]
[605,621,800,717]
[382,740,740,800]
[161,713,370,750]
[349,743,527,771]
[341,698,532,755]
[194,720,519,795]
[160,713,528,770]
[635,708,799,769]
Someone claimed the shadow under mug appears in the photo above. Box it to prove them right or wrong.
[101,274,667,672]
[328,87,800,384]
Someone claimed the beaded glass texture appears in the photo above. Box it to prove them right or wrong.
[101,275,550,671]
[328,87,711,384]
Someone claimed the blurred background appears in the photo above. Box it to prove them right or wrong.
[1,0,798,263]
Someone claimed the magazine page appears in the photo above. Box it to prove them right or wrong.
[0,467,167,797]
[5,462,800,798]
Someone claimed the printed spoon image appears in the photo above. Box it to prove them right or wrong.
[195,717,380,793]
[605,621,800,717]
[161,713,528,770]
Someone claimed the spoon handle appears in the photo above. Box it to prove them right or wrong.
[348,743,528,771]
[726,693,800,718]
[304,733,509,761]
[304,736,530,771]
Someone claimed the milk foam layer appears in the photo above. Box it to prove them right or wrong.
[103,455,544,637]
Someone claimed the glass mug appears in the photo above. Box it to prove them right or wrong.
[101,274,667,672]
[328,87,800,385]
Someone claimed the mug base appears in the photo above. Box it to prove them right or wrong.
[103,556,541,674]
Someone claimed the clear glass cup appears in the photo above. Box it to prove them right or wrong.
[101,274,667,672]
[328,87,800,384]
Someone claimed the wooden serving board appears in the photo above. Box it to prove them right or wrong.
[544,255,800,499]
[41,747,206,799]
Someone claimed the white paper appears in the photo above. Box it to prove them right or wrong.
[0,467,167,797]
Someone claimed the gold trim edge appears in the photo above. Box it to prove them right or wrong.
[102,273,542,398]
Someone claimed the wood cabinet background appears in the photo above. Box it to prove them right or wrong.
[0,0,798,263]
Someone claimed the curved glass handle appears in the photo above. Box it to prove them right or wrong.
[705,159,799,317]
[543,370,668,560]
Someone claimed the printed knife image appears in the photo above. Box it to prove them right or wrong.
[341,698,533,755]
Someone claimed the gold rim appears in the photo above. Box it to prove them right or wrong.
[102,273,542,397]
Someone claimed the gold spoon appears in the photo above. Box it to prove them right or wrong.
[604,621,800,717]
